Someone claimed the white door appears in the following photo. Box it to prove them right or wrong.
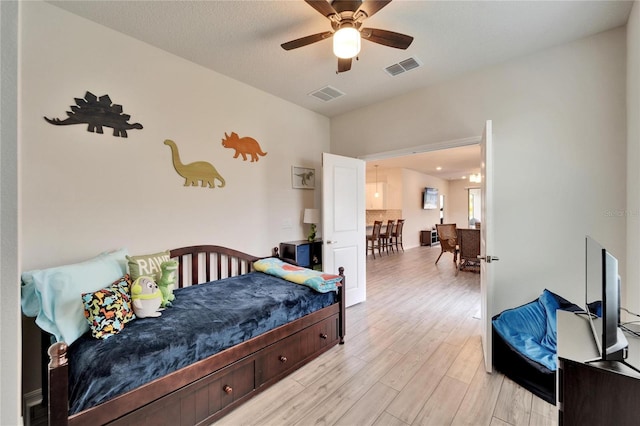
[480,120,497,373]
[322,152,366,307]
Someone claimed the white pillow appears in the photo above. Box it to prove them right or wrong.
[21,248,128,345]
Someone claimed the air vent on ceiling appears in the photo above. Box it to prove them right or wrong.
[308,85,345,102]
[384,57,421,77]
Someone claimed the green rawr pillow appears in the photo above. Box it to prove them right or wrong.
[127,250,170,281]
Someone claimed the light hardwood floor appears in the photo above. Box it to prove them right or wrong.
[215,245,558,426]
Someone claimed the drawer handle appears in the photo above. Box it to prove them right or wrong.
[320,333,328,339]
[223,385,233,394]
[279,356,288,363]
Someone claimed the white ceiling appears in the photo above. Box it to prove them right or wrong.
[366,144,482,180]
[47,0,633,179]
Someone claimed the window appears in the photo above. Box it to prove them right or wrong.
[468,188,482,227]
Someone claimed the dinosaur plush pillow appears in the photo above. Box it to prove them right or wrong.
[82,275,136,339]
[127,250,170,282]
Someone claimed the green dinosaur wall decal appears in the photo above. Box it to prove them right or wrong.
[164,139,225,188]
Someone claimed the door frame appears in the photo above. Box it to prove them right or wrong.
[480,120,494,373]
[359,135,494,367]
[360,136,481,251]
[358,136,481,162]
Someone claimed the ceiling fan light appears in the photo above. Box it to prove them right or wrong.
[333,27,361,59]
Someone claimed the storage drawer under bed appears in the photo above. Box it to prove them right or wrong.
[108,358,255,426]
[256,313,339,386]
[107,313,339,425]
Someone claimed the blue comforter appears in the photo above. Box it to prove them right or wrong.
[67,271,336,414]
[492,289,581,371]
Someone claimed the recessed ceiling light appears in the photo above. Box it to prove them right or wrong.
[436,167,442,171]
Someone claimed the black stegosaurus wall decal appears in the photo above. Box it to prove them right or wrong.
[44,91,143,138]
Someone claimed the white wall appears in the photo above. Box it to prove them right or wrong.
[448,179,474,229]
[365,166,453,249]
[11,0,334,409]
[383,168,403,210]
[626,1,640,317]
[21,2,330,271]
[332,27,628,315]
[400,169,448,249]
[1,1,21,424]
[19,1,330,394]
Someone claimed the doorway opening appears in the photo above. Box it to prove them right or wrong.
[362,138,481,243]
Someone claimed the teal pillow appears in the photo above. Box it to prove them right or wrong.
[127,250,170,282]
[21,248,129,345]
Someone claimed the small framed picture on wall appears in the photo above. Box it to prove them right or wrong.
[291,166,315,189]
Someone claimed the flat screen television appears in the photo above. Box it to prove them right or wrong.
[585,236,628,362]
[423,187,438,210]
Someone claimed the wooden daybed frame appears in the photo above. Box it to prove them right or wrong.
[45,245,345,426]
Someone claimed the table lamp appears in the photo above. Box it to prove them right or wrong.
[303,208,320,242]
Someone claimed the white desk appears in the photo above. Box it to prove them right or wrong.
[557,310,640,425]
[557,310,640,374]
[557,310,599,361]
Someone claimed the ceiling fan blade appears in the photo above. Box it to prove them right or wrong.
[304,0,338,17]
[360,28,413,49]
[337,57,352,73]
[356,0,391,18]
[281,31,334,51]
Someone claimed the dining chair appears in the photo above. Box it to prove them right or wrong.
[380,219,395,255]
[366,221,383,259]
[391,219,405,252]
[435,224,458,264]
[457,228,481,275]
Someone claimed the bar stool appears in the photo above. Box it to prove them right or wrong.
[380,219,395,255]
[391,219,405,252]
[366,221,383,259]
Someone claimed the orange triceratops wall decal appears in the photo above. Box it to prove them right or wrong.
[221,132,267,162]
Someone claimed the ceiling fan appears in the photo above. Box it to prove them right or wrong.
[281,0,414,73]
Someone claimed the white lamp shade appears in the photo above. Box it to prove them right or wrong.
[303,208,320,224]
[333,27,361,59]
